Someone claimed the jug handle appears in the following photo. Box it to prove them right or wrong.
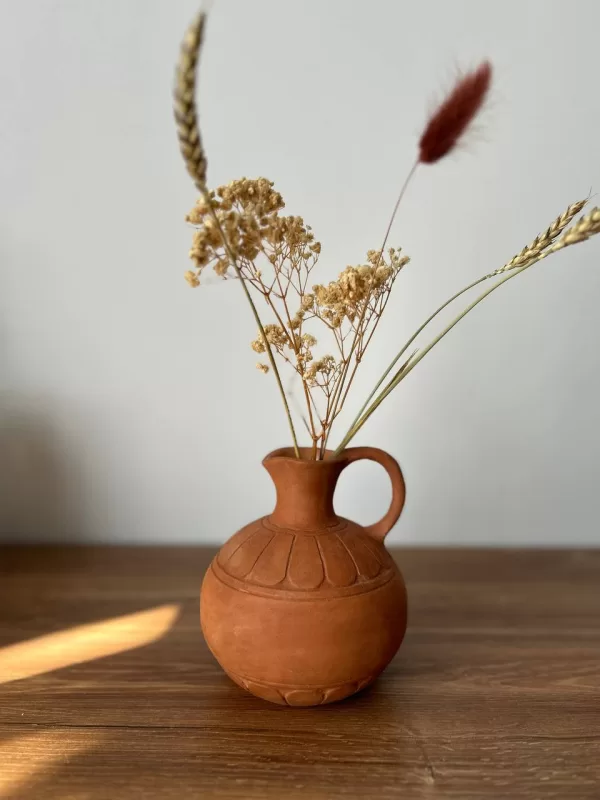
[342,447,406,542]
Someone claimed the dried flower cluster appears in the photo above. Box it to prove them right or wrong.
[184,178,286,285]
[312,249,408,328]
[175,10,600,459]
[185,177,409,455]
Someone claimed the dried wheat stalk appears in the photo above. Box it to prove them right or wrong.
[494,199,588,275]
[547,207,600,252]
[173,11,600,459]
[173,10,301,456]
[336,204,600,452]
[174,12,208,192]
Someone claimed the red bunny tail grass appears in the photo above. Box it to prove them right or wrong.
[419,61,492,164]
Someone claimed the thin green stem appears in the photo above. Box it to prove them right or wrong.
[326,160,419,428]
[272,262,319,453]
[202,196,300,457]
[333,266,528,454]
[342,274,491,444]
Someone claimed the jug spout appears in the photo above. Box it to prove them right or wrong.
[262,447,345,530]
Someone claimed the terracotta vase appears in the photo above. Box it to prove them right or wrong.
[200,446,407,706]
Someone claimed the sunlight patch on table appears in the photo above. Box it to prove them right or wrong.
[0,604,180,684]
[0,730,103,797]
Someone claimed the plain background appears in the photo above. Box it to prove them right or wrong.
[0,0,599,545]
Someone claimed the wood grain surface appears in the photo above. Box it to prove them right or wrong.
[0,546,599,799]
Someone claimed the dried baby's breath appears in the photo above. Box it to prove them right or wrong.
[175,11,599,460]
[184,270,200,288]
[184,176,409,456]
[313,249,409,333]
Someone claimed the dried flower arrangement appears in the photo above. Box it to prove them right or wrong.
[174,12,600,461]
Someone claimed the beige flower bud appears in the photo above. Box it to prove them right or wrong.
[184,271,200,288]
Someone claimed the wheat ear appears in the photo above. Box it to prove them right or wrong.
[508,206,600,269]
[493,199,588,275]
[174,12,208,192]
[546,207,600,253]
[337,204,600,452]
[173,11,300,456]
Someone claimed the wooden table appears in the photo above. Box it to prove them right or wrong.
[0,547,599,799]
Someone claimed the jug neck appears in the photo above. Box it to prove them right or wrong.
[263,447,346,530]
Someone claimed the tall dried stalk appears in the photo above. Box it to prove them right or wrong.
[321,162,418,452]
[343,198,589,438]
[174,12,599,461]
[323,61,493,448]
[184,177,410,457]
[335,204,600,453]
[174,12,300,457]
[492,199,588,274]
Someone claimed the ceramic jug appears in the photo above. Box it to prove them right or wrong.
[200,446,407,706]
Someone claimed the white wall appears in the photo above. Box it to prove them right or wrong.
[1,0,599,545]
